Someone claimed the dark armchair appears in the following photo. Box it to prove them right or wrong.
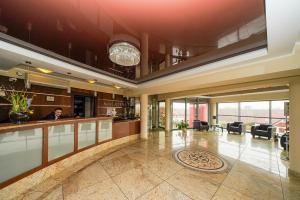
[193,120,209,131]
[251,124,275,140]
[227,122,243,134]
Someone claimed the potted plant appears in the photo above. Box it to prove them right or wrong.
[0,85,34,124]
[176,120,189,132]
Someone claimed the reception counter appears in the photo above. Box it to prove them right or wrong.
[0,117,140,189]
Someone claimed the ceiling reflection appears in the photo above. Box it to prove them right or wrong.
[0,0,266,80]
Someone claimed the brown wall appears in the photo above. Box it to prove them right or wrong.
[0,75,126,122]
[0,75,71,122]
[97,92,125,117]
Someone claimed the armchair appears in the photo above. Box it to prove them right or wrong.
[251,124,275,140]
[193,120,209,131]
[227,122,243,134]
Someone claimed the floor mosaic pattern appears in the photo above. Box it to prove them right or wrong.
[174,149,229,173]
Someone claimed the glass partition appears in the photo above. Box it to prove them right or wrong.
[48,124,74,161]
[78,121,96,149]
[98,120,112,142]
[0,128,43,183]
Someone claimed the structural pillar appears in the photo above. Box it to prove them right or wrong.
[289,79,300,175]
[165,98,171,132]
[210,100,217,125]
[140,94,149,140]
[141,33,149,77]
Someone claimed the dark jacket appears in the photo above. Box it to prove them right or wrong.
[44,112,60,120]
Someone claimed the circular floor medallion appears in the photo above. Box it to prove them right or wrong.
[173,149,228,173]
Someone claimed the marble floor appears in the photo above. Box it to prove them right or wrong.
[15,130,300,200]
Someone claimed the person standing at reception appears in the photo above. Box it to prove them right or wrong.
[44,107,63,120]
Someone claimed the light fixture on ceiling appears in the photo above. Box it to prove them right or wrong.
[114,85,121,89]
[109,34,140,67]
[36,67,53,74]
[87,79,96,84]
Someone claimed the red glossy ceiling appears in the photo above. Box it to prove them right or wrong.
[99,0,265,47]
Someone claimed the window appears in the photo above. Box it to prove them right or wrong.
[171,98,209,129]
[218,103,238,115]
[217,103,239,126]
[240,101,269,117]
[172,99,186,129]
[217,100,289,134]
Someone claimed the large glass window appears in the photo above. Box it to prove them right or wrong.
[240,101,269,117]
[172,99,186,129]
[217,103,239,126]
[218,103,239,115]
[172,98,209,129]
[271,100,288,135]
[217,100,288,134]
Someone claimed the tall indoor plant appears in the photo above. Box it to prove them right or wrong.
[0,85,34,124]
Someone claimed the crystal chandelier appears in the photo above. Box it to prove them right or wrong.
[109,42,140,66]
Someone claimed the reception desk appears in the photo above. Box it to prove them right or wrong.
[0,117,140,189]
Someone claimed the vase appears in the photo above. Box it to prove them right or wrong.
[182,128,187,133]
[9,112,29,124]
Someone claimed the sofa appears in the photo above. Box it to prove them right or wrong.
[227,122,243,134]
[251,124,275,140]
[193,120,209,131]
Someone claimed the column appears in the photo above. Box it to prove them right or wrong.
[289,79,300,175]
[141,33,149,77]
[140,94,149,140]
[165,99,171,132]
[210,100,217,125]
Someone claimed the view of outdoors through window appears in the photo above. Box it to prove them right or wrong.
[172,99,208,129]
[217,100,288,135]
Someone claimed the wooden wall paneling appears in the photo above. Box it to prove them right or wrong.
[112,122,130,139]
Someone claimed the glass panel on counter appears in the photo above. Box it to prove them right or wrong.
[0,128,43,183]
[78,121,96,149]
[48,124,74,161]
[98,120,112,142]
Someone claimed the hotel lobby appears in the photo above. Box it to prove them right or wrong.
[0,0,300,199]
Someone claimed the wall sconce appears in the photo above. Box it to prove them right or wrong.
[94,91,97,97]
[67,87,71,93]
[24,73,31,89]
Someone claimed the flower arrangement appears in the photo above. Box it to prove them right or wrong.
[0,84,34,124]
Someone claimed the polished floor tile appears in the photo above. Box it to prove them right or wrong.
[137,182,192,200]
[12,130,300,200]
[112,166,163,199]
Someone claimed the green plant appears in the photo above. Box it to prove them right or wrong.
[0,85,34,114]
[176,120,189,130]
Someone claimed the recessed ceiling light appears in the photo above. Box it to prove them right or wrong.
[36,67,53,74]
[87,79,96,84]
[114,85,121,89]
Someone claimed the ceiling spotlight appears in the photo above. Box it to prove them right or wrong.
[36,68,53,74]
[114,85,121,89]
[87,79,96,84]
